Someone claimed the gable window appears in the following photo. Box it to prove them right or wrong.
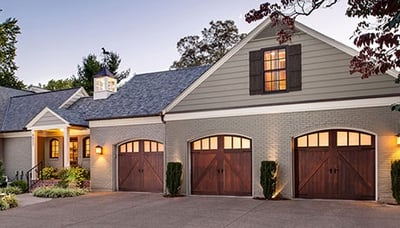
[83,137,90,158]
[264,48,286,92]
[249,44,302,95]
[50,139,59,159]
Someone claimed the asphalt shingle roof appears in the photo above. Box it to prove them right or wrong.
[0,65,209,131]
[1,88,80,131]
[0,86,33,129]
[69,65,210,120]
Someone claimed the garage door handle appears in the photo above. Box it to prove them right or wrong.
[329,168,332,174]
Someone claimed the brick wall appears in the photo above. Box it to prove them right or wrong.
[166,106,400,203]
[90,123,165,191]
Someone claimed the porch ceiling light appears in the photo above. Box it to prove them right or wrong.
[95,145,103,155]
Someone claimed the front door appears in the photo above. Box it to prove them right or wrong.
[69,138,78,167]
[118,140,164,192]
[295,130,375,200]
[191,135,252,196]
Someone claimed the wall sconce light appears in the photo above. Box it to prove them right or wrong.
[95,145,103,155]
[397,134,400,145]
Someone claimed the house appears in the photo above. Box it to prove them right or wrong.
[0,19,399,203]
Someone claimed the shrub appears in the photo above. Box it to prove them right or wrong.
[10,180,28,193]
[33,186,87,198]
[391,160,400,204]
[57,167,89,188]
[0,198,9,210]
[0,186,22,195]
[41,167,57,180]
[166,162,182,196]
[260,161,277,200]
[2,194,18,208]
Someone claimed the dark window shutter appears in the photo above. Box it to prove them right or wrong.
[249,50,263,95]
[287,44,302,91]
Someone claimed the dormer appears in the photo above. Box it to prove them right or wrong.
[94,67,117,100]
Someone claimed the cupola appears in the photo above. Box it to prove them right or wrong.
[93,67,117,100]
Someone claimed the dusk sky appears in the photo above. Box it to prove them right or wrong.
[1,1,359,86]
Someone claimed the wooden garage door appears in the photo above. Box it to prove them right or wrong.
[191,135,252,196]
[118,140,163,192]
[295,130,375,200]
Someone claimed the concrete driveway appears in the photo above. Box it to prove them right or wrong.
[1,192,400,228]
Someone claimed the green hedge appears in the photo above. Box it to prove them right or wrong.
[391,160,400,204]
[260,161,277,200]
[33,186,87,198]
[0,194,18,210]
[166,162,182,196]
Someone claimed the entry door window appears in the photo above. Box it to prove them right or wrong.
[70,138,78,166]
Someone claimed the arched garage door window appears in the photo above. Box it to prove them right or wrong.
[191,135,252,196]
[294,129,375,200]
[118,140,163,192]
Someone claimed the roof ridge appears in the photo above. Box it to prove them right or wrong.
[134,65,211,78]
[10,87,80,99]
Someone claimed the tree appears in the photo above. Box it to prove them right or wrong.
[171,20,247,69]
[0,11,25,89]
[72,49,130,95]
[245,1,400,79]
[42,78,74,91]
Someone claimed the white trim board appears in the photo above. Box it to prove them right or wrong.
[164,96,400,121]
[0,131,31,138]
[26,107,69,130]
[89,116,163,128]
[59,87,89,109]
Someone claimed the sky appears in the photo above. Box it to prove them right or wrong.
[1,0,360,86]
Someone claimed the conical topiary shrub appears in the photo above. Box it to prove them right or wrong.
[391,160,400,204]
[260,160,277,200]
[166,162,182,196]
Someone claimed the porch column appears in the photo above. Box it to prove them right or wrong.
[31,130,37,178]
[63,127,70,168]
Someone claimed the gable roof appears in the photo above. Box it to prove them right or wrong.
[1,88,81,131]
[68,65,210,120]
[162,19,398,114]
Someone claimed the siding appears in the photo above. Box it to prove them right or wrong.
[165,106,400,203]
[2,137,31,178]
[171,29,399,113]
[90,123,165,191]
[34,112,65,126]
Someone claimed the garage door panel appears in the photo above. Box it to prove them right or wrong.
[191,135,252,196]
[223,151,251,195]
[118,140,164,192]
[118,154,141,191]
[191,152,218,194]
[295,130,375,200]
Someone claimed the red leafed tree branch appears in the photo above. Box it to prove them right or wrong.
[245,0,400,79]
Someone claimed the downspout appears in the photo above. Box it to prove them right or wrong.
[160,110,167,195]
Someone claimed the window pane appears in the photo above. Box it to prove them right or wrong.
[265,72,272,82]
[265,61,271,70]
[349,132,359,146]
[120,144,126,153]
[242,138,251,149]
[265,82,272,91]
[126,142,133,153]
[158,143,164,152]
[278,49,286,59]
[201,138,209,150]
[144,141,150,152]
[279,71,286,80]
[360,134,372,146]
[319,132,329,146]
[193,140,201,150]
[297,136,307,147]
[133,141,139,153]
[233,137,241,149]
[337,131,348,146]
[308,133,318,147]
[224,136,232,149]
[271,50,278,59]
[210,137,218,150]
[150,141,157,152]
[264,51,271,60]
[279,79,286,90]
